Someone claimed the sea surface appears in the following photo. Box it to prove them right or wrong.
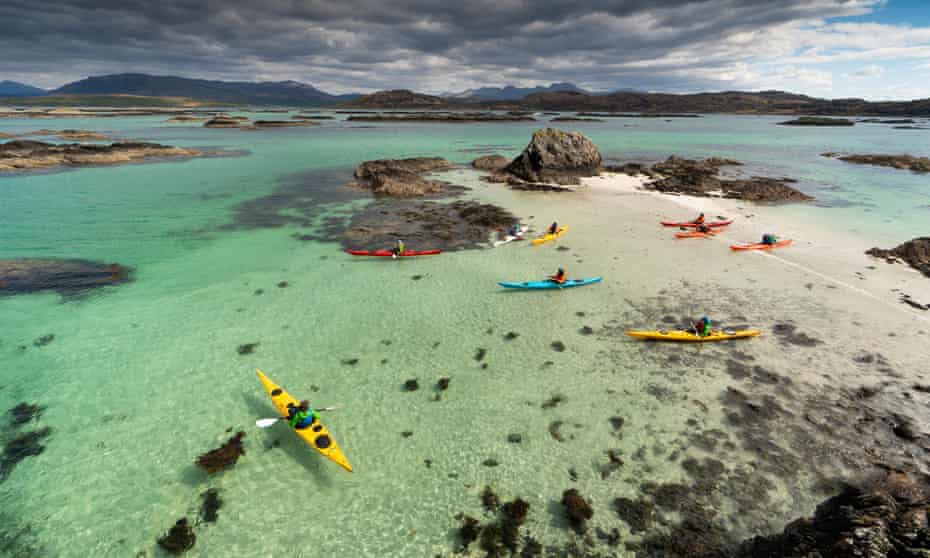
[1,112,928,556]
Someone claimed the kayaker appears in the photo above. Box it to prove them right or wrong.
[761,233,777,245]
[697,223,711,234]
[286,400,316,430]
[691,213,706,225]
[547,222,559,235]
[548,267,567,284]
[392,239,406,257]
[693,316,712,337]
[508,223,521,237]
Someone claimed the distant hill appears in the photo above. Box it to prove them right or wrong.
[51,74,360,106]
[449,82,588,101]
[340,89,446,109]
[0,94,219,108]
[0,80,46,97]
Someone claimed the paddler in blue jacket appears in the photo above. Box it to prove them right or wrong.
[286,400,316,430]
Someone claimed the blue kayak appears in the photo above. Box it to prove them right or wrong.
[498,277,603,290]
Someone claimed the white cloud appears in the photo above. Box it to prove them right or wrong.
[849,64,885,78]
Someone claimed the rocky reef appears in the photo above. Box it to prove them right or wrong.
[504,127,603,185]
[736,473,930,557]
[777,116,855,126]
[615,156,813,202]
[867,237,930,278]
[823,153,930,173]
[0,258,132,297]
[341,199,517,251]
[0,140,202,172]
[349,157,452,197]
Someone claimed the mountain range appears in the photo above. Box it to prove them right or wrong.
[0,80,47,97]
[49,74,360,106]
[1,73,928,115]
[447,82,588,101]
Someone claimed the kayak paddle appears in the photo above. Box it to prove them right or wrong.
[255,406,339,428]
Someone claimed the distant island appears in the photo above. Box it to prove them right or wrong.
[1,73,929,115]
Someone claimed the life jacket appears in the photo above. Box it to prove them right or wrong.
[549,223,558,234]
[288,408,315,429]
[552,270,567,283]
[695,215,705,224]
[396,241,405,254]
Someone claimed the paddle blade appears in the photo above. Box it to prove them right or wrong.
[256,418,280,428]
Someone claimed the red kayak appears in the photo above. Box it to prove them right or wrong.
[661,219,733,228]
[346,249,442,257]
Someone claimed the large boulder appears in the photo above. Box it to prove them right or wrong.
[867,237,930,277]
[504,128,602,185]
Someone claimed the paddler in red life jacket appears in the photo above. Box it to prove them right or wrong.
[547,222,559,235]
[286,400,316,430]
[549,267,567,284]
[691,213,705,225]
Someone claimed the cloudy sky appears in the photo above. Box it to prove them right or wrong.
[2,0,929,99]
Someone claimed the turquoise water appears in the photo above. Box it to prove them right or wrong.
[1,114,928,556]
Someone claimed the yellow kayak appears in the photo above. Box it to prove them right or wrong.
[256,369,353,472]
[626,329,761,342]
[532,226,569,246]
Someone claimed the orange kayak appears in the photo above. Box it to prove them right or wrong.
[675,231,717,239]
[730,239,792,251]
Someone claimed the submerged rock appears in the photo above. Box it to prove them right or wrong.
[561,489,593,533]
[0,258,132,297]
[867,237,930,278]
[1,427,51,482]
[195,431,246,474]
[504,128,602,185]
[200,488,222,523]
[0,140,202,172]
[157,518,196,554]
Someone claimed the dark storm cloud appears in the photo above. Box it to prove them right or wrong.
[0,0,880,92]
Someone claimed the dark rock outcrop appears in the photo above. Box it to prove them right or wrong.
[736,474,930,558]
[342,199,517,251]
[350,157,452,197]
[0,258,132,297]
[867,237,930,277]
[647,156,813,202]
[504,128,602,185]
[471,154,510,171]
[777,116,855,126]
[823,153,930,173]
[204,116,247,128]
[252,120,318,128]
[340,89,446,109]
[551,116,605,122]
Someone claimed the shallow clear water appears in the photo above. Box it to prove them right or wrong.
[1,113,928,556]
